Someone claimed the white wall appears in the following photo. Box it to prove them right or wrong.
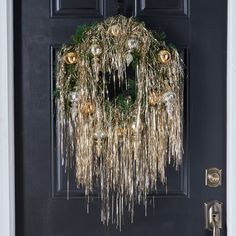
[0,0,15,235]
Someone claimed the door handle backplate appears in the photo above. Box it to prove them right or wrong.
[204,201,223,236]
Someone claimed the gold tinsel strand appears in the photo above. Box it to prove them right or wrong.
[56,16,184,230]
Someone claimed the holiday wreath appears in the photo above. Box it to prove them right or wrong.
[55,15,184,229]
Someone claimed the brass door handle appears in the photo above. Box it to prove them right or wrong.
[204,201,222,236]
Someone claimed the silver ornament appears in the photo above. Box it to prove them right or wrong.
[127,37,139,50]
[90,44,102,56]
[94,130,106,141]
[162,91,175,103]
[162,91,176,117]
[69,91,79,102]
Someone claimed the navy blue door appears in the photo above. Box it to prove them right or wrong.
[14,0,227,235]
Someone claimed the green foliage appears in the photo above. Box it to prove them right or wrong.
[152,29,166,42]
[53,89,60,99]
[73,24,92,44]
[115,78,137,113]
[131,50,141,69]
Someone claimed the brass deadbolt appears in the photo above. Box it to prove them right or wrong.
[205,168,222,187]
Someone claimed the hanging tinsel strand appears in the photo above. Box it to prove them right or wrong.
[55,16,184,230]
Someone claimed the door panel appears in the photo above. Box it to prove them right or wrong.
[14,0,227,235]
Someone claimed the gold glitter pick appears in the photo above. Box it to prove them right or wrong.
[56,16,184,230]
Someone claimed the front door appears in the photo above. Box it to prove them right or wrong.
[14,0,227,235]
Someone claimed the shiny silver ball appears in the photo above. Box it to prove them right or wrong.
[94,130,106,141]
[90,44,102,56]
[69,91,79,102]
[127,37,139,50]
[162,91,175,103]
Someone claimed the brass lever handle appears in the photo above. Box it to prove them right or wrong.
[204,201,222,236]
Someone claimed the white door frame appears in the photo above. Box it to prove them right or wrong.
[227,0,236,234]
[0,0,15,236]
[0,0,235,235]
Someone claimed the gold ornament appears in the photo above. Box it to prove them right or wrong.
[90,44,102,56]
[116,127,125,137]
[148,92,159,106]
[64,51,79,64]
[157,49,171,63]
[131,121,144,133]
[109,24,121,37]
[80,102,95,115]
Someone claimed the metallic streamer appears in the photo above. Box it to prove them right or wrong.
[56,16,184,230]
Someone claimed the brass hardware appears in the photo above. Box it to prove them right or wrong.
[205,168,222,187]
[204,201,223,236]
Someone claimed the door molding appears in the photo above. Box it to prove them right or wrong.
[0,0,235,235]
[227,0,236,235]
[0,0,15,236]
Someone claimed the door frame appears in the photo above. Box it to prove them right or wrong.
[0,0,14,236]
[0,0,235,235]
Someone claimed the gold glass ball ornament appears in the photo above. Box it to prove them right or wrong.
[64,51,79,64]
[131,121,144,133]
[157,49,172,64]
[116,127,125,137]
[109,24,122,37]
[148,91,159,106]
[80,102,95,116]
[90,44,102,57]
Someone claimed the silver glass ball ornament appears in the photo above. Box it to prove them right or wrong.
[127,37,139,50]
[162,91,175,103]
[69,91,79,102]
[90,44,102,57]
[94,130,107,141]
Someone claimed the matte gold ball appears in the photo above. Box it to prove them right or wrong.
[109,25,121,37]
[157,50,171,64]
[64,51,79,64]
[81,102,95,115]
[148,92,159,106]
[90,44,102,57]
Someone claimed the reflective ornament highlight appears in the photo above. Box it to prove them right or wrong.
[69,91,79,102]
[80,102,95,115]
[127,37,139,50]
[90,44,102,56]
[148,91,159,106]
[157,49,172,64]
[64,51,79,64]
[126,53,133,66]
[109,24,122,37]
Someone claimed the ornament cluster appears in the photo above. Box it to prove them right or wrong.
[56,16,184,230]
